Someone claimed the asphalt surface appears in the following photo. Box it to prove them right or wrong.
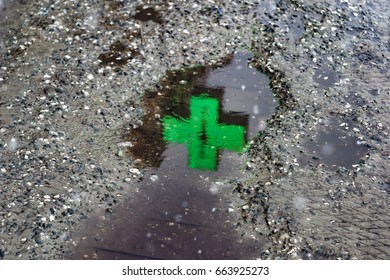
[0,0,389,259]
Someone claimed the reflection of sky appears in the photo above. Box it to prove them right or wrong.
[128,51,277,171]
[206,52,277,138]
[300,117,369,169]
[307,129,368,169]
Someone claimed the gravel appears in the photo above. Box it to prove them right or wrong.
[0,0,389,259]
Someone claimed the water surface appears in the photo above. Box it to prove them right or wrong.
[68,52,276,259]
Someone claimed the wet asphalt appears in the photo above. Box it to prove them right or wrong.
[0,0,389,259]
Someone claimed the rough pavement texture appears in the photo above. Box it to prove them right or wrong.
[0,0,389,259]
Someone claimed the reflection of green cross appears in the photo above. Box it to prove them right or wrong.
[162,95,245,170]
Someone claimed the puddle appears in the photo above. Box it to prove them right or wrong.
[313,65,339,90]
[128,52,276,170]
[67,52,276,259]
[68,146,264,260]
[299,116,369,170]
[163,95,246,170]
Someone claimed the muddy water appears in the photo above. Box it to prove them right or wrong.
[67,52,276,259]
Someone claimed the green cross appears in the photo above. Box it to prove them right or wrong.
[162,94,246,171]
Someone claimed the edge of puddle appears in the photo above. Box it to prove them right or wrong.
[66,51,278,260]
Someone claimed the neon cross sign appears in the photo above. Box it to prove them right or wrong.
[162,94,246,171]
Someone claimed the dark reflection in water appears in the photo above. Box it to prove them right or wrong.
[128,51,276,170]
[67,52,275,259]
[68,145,265,260]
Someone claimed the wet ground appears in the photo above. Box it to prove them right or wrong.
[0,0,389,260]
[66,51,275,259]
[68,145,263,259]
[126,51,276,169]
